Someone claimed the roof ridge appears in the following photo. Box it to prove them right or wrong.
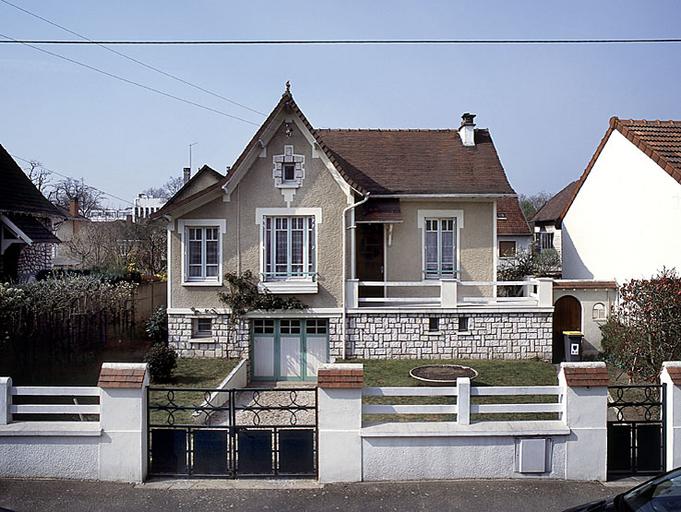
[316,128,490,133]
[614,117,681,125]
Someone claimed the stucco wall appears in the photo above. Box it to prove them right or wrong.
[169,120,349,310]
[562,130,681,281]
[553,288,617,353]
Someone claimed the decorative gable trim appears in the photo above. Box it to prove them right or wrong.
[273,144,306,206]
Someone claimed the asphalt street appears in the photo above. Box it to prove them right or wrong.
[0,478,632,512]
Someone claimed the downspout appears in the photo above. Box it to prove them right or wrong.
[341,193,370,360]
[162,215,174,310]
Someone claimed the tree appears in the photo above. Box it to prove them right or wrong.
[497,248,561,296]
[51,177,104,217]
[519,192,553,220]
[142,176,185,200]
[602,268,681,382]
[23,160,52,194]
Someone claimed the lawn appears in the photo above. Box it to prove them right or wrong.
[148,358,240,426]
[338,358,559,424]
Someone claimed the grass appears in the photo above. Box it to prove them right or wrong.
[148,358,240,425]
[338,358,559,424]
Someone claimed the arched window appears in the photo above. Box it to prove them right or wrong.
[592,302,607,321]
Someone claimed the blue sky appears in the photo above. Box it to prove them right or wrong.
[1,1,680,207]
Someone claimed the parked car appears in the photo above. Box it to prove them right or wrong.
[563,468,681,511]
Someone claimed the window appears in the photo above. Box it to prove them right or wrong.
[193,318,212,338]
[306,319,328,335]
[499,240,517,258]
[424,218,456,279]
[283,163,296,182]
[592,303,607,321]
[537,232,554,252]
[186,226,220,282]
[280,319,301,334]
[458,316,470,332]
[496,212,508,220]
[428,317,440,332]
[264,216,316,281]
[253,319,275,334]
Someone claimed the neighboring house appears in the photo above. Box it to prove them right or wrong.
[132,194,165,222]
[89,207,131,222]
[53,198,90,268]
[496,196,532,259]
[530,180,578,258]
[0,144,62,281]
[561,118,681,283]
[156,87,554,380]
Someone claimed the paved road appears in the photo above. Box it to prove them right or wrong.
[0,478,630,512]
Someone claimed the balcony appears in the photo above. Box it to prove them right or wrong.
[345,278,553,310]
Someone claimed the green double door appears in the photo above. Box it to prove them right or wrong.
[252,319,328,381]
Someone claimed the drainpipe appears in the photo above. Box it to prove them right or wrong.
[341,193,370,360]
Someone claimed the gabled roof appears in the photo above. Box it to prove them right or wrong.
[559,117,681,224]
[317,129,515,196]
[0,144,61,217]
[159,89,518,215]
[154,164,223,218]
[531,180,579,226]
[496,196,531,236]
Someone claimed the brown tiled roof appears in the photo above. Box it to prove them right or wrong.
[6,214,61,244]
[664,366,681,385]
[562,365,609,387]
[496,196,531,235]
[317,129,516,196]
[554,280,617,290]
[0,144,62,217]
[559,117,681,223]
[356,198,402,223]
[531,181,579,225]
[98,366,147,388]
[317,367,364,389]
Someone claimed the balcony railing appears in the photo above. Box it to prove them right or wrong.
[346,278,553,309]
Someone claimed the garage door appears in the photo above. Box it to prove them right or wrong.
[252,319,329,381]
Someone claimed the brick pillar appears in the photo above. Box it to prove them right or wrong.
[661,362,681,471]
[317,363,363,483]
[97,363,149,483]
[558,362,609,481]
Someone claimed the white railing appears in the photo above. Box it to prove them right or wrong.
[9,386,100,420]
[347,277,552,309]
[362,379,562,424]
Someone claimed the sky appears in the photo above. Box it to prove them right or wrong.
[1,1,680,208]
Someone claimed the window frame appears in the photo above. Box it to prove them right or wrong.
[263,215,316,282]
[499,240,517,259]
[179,219,226,286]
[418,210,463,281]
[192,317,213,338]
[423,217,457,280]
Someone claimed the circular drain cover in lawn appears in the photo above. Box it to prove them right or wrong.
[409,364,478,385]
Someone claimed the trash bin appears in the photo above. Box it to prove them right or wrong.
[563,331,583,362]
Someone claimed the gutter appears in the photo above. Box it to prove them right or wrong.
[341,193,370,361]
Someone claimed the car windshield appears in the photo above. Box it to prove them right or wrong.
[622,469,681,512]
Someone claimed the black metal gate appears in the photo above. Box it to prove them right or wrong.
[147,386,317,478]
[607,384,665,478]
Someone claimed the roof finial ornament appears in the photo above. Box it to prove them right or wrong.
[285,80,291,94]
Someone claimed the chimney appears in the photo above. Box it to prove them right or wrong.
[459,113,476,147]
[183,167,191,184]
[68,197,80,217]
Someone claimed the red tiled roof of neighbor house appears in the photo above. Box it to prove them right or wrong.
[530,181,579,225]
[554,280,617,290]
[0,144,62,217]
[496,196,531,236]
[559,117,681,223]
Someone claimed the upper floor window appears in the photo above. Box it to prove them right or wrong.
[179,219,225,285]
[424,218,456,279]
[264,216,316,281]
[537,232,554,252]
[283,163,296,182]
[499,240,517,258]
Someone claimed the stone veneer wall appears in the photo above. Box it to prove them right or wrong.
[16,242,54,282]
[345,312,552,361]
[168,314,250,358]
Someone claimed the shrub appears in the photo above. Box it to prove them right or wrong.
[602,268,681,382]
[145,307,168,345]
[144,343,177,383]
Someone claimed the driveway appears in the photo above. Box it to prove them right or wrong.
[0,478,631,512]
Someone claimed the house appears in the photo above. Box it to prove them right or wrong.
[0,144,62,282]
[496,196,532,259]
[52,198,90,268]
[560,117,681,283]
[156,87,554,380]
[530,180,578,258]
[132,194,166,222]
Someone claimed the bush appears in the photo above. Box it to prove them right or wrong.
[144,343,177,383]
[145,307,168,345]
[602,268,681,382]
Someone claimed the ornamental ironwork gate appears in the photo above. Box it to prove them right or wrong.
[147,386,317,478]
[607,384,665,479]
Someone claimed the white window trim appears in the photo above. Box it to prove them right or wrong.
[417,209,464,280]
[255,208,322,294]
[498,239,518,259]
[178,219,226,287]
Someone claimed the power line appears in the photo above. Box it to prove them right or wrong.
[13,154,134,206]
[0,32,260,126]
[0,0,266,116]
[0,37,680,45]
